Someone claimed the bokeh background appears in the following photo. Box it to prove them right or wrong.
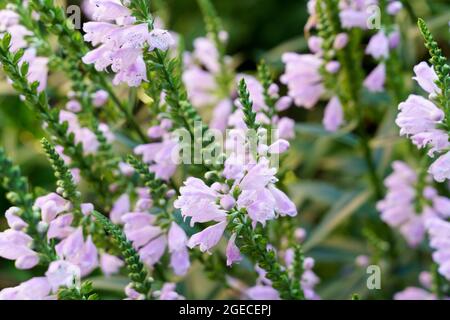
[0,0,450,298]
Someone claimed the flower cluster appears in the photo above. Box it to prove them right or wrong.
[378,161,450,280]
[282,0,403,133]
[0,8,48,92]
[122,211,191,276]
[82,0,174,86]
[133,119,179,181]
[394,272,438,300]
[0,191,113,299]
[426,217,450,280]
[0,0,308,302]
[396,61,450,182]
[377,162,432,247]
[183,35,231,108]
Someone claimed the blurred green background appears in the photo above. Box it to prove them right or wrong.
[0,0,450,298]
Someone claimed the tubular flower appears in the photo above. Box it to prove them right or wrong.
[82,1,174,86]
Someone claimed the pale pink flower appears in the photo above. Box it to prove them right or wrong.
[281,53,324,109]
[99,123,115,143]
[366,31,390,60]
[66,100,82,113]
[364,63,386,92]
[276,117,295,140]
[308,36,323,55]
[268,139,290,154]
[419,271,433,289]
[20,49,48,92]
[275,96,293,111]
[100,253,124,276]
[153,283,185,300]
[122,212,166,267]
[0,277,52,300]
[426,216,450,280]
[125,283,145,300]
[47,214,74,240]
[112,54,148,87]
[124,221,162,248]
[325,61,340,74]
[284,249,320,299]
[238,159,277,191]
[413,62,441,97]
[377,161,429,247]
[110,193,130,224]
[235,159,297,225]
[355,255,370,267]
[82,10,173,87]
[187,221,227,253]
[432,194,450,218]
[387,1,403,15]
[210,99,233,131]
[90,0,131,22]
[333,33,349,50]
[0,229,39,269]
[134,138,179,181]
[245,285,280,300]
[226,233,242,266]
[0,10,20,31]
[237,189,276,225]
[139,235,167,266]
[396,95,448,155]
[302,257,320,300]
[55,228,99,276]
[148,29,174,51]
[5,207,27,231]
[339,0,375,29]
[268,185,297,217]
[58,111,100,155]
[119,162,135,176]
[394,287,436,300]
[389,31,401,49]
[92,90,109,107]
[174,178,227,226]
[294,228,307,242]
[168,222,190,276]
[191,37,221,73]
[183,67,218,107]
[34,193,72,223]
[45,260,81,292]
[323,96,344,132]
[4,25,32,52]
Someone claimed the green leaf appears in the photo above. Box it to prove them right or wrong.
[304,189,371,251]
[295,123,358,147]
[2,32,12,49]
[20,61,29,77]
[319,270,368,300]
[13,49,25,64]
[289,180,344,206]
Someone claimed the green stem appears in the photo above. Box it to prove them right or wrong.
[0,148,57,263]
[93,211,153,299]
[96,76,148,143]
[431,263,444,300]
[358,123,383,200]
[230,210,302,300]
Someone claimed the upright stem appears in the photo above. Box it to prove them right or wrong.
[318,0,383,199]
[230,210,302,300]
[358,124,383,199]
[353,79,383,199]
[431,263,444,300]
[96,76,148,143]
